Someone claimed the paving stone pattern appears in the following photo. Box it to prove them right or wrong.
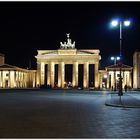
[107,92,140,107]
[0,89,140,138]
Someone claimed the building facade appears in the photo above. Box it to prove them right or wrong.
[1,34,135,90]
[133,51,140,89]
[0,64,36,88]
[35,34,101,88]
[0,54,36,88]
[100,64,132,90]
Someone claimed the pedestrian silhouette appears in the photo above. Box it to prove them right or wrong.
[124,85,127,92]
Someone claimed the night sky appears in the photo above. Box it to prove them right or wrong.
[0,2,140,69]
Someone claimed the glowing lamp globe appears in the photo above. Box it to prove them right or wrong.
[117,57,120,60]
[124,20,131,26]
[111,20,119,27]
[111,57,115,60]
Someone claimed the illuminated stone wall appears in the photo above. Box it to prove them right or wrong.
[133,52,140,89]
[105,64,132,90]
[0,52,36,89]
[0,66,36,88]
[35,49,101,89]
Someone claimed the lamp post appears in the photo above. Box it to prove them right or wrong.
[111,56,120,91]
[111,56,120,64]
[111,18,131,97]
[111,19,131,58]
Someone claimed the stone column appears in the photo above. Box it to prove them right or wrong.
[58,62,65,88]
[111,71,114,88]
[95,63,99,88]
[8,71,11,88]
[123,71,126,88]
[107,72,110,89]
[19,71,21,87]
[14,70,16,88]
[33,72,36,88]
[50,63,55,88]
[129,71,132,88]
[20,71,21,87]
[25,72,27,88]
[0,71,1,87]
[47,62,55,88]
[23,72,25,88]
[18,72,20,87]
[83,62,89,88]
[23,72,24,87]
[0,71,1,88]
[122,71,125,89]
[47,63,51,85]
[1,70,5,88]
[10,71,14,88]
[99,73,103,89]
[20,71,23,87]
[72,62,78,88]
[0,71,3,88]
[15,71,17,87]
[40,62,45,85]
[114,70,116,90]
[19,71,21,88]
[21,72,23,88]
[126,71,130,87]
[37,63,41,87]
[18,71,20,87]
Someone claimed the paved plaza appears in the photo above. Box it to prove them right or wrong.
[0,89,140,138]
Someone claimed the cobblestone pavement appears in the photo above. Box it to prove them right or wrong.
[106,91,140,107]
[0,89,140,138]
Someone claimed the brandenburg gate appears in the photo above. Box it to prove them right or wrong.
[35,34,101,88]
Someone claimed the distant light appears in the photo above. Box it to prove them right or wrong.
[104,75,107,79]
[111,20,119,27]
[124,20,131,26]
[117,56,120,60]
[111,57,115,60]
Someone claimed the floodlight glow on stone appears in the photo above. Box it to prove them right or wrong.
[124,20,131,26]
[111,20,119,26]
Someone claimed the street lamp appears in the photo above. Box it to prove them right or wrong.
[111,56,120,64]
[111,19,131,58]
[110,18,131,97]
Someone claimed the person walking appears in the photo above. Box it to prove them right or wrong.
[124,85,127,92]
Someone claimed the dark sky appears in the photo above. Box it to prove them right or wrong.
[0,2,140,69]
